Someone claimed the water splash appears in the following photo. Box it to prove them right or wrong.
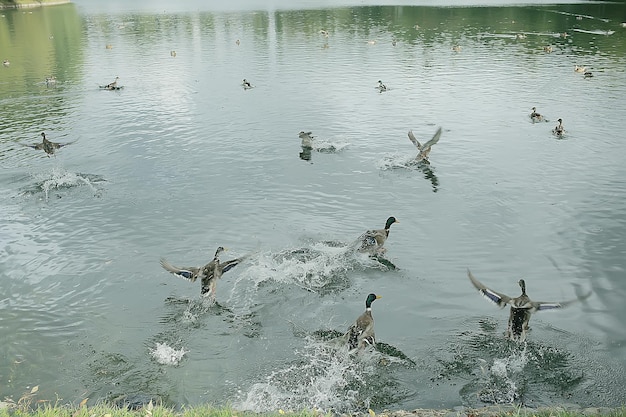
[150,342,188,366]
[23,167,105,200]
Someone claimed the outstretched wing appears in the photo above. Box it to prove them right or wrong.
[531,290,592,313]
[219,257,242,274]
[52,141,74,149]
[160,258,200,282]
[21,143,44,150]
[407,130,421,149]
[420,127,442,151]
[467,269,512,308]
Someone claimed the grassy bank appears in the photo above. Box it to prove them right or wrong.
[0,403,625,417]
[0,0,69,9]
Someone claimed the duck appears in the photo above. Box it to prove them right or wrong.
[235,39,240,45]
[170,50,176,57]
[574,65,586,73]
[467,269,591,341]
[530,107,543,122]
[376,80,387,92]
[101,76,120,90]
[358,216,398,256]
[319,29,329,37]
[543,45,553,53]
[392,39,397,46]
[408,127,442,163]
[45,76,57,85]
[345,293,382,350]
[298,131,314,148]
[160,246,246,299]
[2,59,9,67]
[516,33,527,39]
[452,45,461,52]
[21,132,73,157]
[242,79,253,89]
[553,118,564,136]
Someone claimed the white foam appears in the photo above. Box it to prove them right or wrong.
[150,342,188,366]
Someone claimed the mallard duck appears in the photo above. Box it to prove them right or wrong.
[298,131,314,148]
[467,269,591,341]
[376,80,387,92]
[408,127,442,163]
[345,293,382,350]
[160,246,245,299]
[574,65,586,73]
[358,217,398,255]
[530,107,543,122]
[242,79,253,89]
[553,118,564,136]
[100,76,120,90]
[21,132,73,157]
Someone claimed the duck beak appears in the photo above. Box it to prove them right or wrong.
[376,295,382,299]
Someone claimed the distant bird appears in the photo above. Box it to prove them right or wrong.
[45,76,57,85]
[242,79,253,89]
[530,106,543,122]
[105,44,113,49]
[100,76,120,90]
[392,39,397,46]
[298,131,314,148]
[160,246,246,299]
[574,65,586,73]
[319,29,329,37]
[358,217,398,256]
[408,127,442,163]
[452,45,461,52]
[553,118,564,136]
[516,33,527,39]
[235,39,240,45]
[413,24,420,30]
[170,50,176,57]
[376,80,387,92]
[543,45,553,53]
[2,59,9,67]
[467,269,591,341]
[345,293,382,350]
[21,132,73,157]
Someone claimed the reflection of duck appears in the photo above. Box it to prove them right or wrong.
[530,106,543,122]
[160,246,245,299]
[408,127,442,163]
[345,293,382,350]
[574,65,586,73]
[467,269,591,341]
[21,132,74,157]
[583,71,593,78]
[358,217,398,256]
[553,118,564,136]
[376,80,387,92]
[242,79,253,89]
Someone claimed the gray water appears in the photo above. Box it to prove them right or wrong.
[1,0,625,412]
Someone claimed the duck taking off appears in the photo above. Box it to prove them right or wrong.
[358,216,398,256]
[408,127,442,163]
[345,293,382,350]
[160,246,246,299]
[21,132,74,157]
[467,269,591,342]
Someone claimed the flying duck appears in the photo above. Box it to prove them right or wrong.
[345,293,382,350]
[358,217,398,256]
[408,127,442,163]
[21,132,73,157]
[467,269,591,341]
[160,246,245,299]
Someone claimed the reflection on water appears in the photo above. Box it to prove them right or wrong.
[1,0,626,412]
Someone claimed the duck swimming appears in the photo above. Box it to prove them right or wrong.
[21,132,73,157]
[160,246,245,299]
[408,127,442,163]
[2,59,9,67]
[100,76,122,90]
[530,107,544,122]
[574,65,586,73]
[345,293,382,350]
[376,80,387,92]
[467,269,591,341]
[358,216,398,256]
[242,79,253,89]
[553,118,564,136]
[298,131,314,148]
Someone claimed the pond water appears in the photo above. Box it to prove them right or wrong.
[1,0,625,412]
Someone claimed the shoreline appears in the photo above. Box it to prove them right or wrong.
[0,0,70,9]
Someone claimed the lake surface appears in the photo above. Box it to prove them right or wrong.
[1,0,625,412]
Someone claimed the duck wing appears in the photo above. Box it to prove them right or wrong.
[160,258,200,282]
[219,256,245,274]
[467,269,513,308]
[407,130,421,149]
[21,143,45,150]
[419,127,442,152]
[530,290,592,313]
[51,140,74,149]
